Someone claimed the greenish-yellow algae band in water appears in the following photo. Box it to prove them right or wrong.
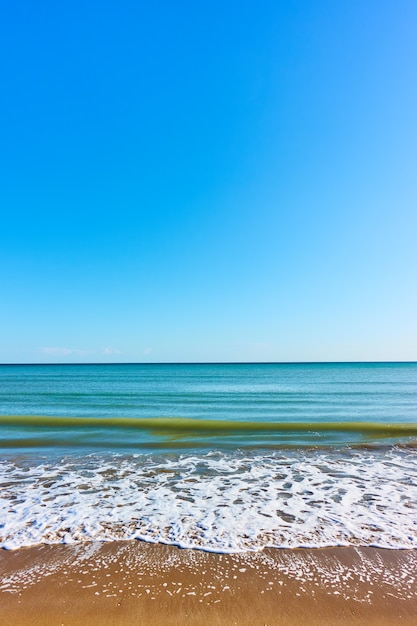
[1,415,417,436]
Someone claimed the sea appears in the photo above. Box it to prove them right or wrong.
[0,362,416,553]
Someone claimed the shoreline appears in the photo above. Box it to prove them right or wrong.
[1,542,417,625]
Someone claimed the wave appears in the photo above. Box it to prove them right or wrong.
[1,414,417,434]
[2,415,417,452]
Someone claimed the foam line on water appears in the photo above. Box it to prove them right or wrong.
[1,448,417,551]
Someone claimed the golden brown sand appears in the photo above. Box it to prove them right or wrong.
[1,542,417,625]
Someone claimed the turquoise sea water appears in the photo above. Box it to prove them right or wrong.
[0,362,417,551]
[1,362,416,451]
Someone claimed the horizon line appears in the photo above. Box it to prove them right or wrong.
[0,360,416,366]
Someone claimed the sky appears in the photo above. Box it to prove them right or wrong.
[1,0,416,363]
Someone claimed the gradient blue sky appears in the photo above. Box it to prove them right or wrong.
[1,0,416,363]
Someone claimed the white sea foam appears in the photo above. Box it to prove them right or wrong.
[1,448,417,552]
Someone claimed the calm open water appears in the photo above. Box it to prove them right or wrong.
[0,362,416,551]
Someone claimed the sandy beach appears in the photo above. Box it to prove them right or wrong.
[1,541,417,625]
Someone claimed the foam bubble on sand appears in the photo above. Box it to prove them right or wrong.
[1,543,417,606]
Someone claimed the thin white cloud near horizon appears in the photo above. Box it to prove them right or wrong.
[41,347,93,356]
[102,347,122,355]
[41,347,123,357]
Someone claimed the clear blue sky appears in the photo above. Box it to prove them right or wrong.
[1,0,416,363]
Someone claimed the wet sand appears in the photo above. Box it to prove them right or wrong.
[1,542,417,625]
